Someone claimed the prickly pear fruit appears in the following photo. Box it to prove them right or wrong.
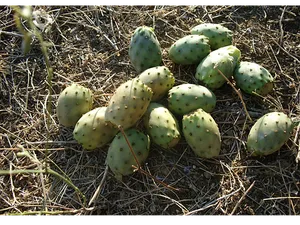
[138,66,175,101]
[106,128,150,180]
[168,84,216,116]
[247,112,294,156]
[56,83,93,127]
[129,26,162,73]
[195,45,241,89]
[168,35,211,65]
[217,45,241,68]
[105,78,153,130]
[182,108,221,158]
[234,61,274,96]
[143,103,181,149]
[73,107,118,150]
[191,23,233,50]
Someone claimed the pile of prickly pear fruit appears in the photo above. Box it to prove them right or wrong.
[55,22,297,182]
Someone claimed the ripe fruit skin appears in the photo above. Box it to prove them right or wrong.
[106,128,150,180]
[168,35,211,65]
[143,103,181,149]
[168,83,216,116]
[56,83,93,127]
[191,23,233,50]
[247,112,294,156]
[105,78,153,130]
[129,26,162,73]
[138,66,175,101]
[234,61,274,96]
[182,108,221,158]
[73,107,118,150]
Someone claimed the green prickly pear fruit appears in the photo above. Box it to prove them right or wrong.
[73,107,118,150]
[106,128,150,180]
[56,83,93,127]
[168,84,216,116]
[247,112,295,156]
[217,45,241,68]
[105,78,153,130]
[138,66,175,101]
[182,108,221,158]
[195,45,241,89]
[129,26,162,73]
[168,35,211,65]
[143,103,181,149]
[233,61,274,96]
[191,23,233,50]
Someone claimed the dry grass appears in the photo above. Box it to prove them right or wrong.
[0,5,299,215]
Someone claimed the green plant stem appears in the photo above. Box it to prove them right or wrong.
[11,6,54,169]
[13,5,54,211]
[12,8,56,211]
[26,10,53,171]
[0,169,86,207]
[9,7,87,211]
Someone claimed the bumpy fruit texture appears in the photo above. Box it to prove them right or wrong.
[182,108,221,158]
[56,83,93,127]
[143,103,181,149]
[106,128,150,180]
[168,84,216,116]
[217,45,241,68]
[105,78,153,130]
[168,35,211,65]
[195,45,241,89]
[191,23,233,50]
[138,66,175,101]
[247,112,294,156]
[129,26,162,73]
[73,107,118,150]
[234,61,274,96]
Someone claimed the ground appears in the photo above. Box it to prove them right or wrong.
[0,5,299,215]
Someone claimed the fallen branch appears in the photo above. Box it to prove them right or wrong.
[216,68,252,121]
